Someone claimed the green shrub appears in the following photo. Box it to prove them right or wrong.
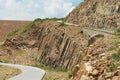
[68,71,73,79]
[110,49,120,72]
[114,27,120,36]
[112,49,120,61]
[108,46,116,51]
[109,63,120,72]
[59,22,67,27]
[34,18,41,22]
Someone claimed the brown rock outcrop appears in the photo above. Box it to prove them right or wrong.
[65,0,120,30]
[2,0,120,79]
[2,20,88,70]
[36,21,87,70]
[72,37,115,80]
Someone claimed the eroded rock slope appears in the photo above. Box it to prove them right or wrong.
[65,0,120,30]
[2,20,88,70]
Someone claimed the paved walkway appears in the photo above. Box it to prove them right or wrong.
[0,63,45,80]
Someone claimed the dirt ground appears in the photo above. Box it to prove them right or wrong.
[0,65,21,80]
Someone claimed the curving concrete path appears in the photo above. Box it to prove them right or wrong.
[0,63,45,80]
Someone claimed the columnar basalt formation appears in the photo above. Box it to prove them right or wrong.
[37,25,87,70]
[2,20,88,70]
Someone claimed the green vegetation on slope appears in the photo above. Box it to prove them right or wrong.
[7,17,64,38]
[110,52,120,72]
[42,17,64,21]
[7,29,19,37]
[31,62,71,80]
[59,22,67,27]
[114,27,120,36]
[109,28,120,71]
[7,18,41,38]
[32,63,67,72]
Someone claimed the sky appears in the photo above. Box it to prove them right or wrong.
[0,0,84,20]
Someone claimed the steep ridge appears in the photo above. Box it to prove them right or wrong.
[65,0,120,79]
[65,0,120,30]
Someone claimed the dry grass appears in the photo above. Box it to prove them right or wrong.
[0,65,21,80]
[44,70,69,80]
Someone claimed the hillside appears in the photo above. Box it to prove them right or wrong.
[0,19,117,80]
[65,0,120,79]
[65,0,120,30]
[1,0,120,80]
[0,20,31,40]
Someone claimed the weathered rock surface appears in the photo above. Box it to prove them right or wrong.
[37,22,88,70]
[71,37,117,80]
[2,20,88,70]
[1,0,120,79]
[2,20,116,80]
[65,0,120,30]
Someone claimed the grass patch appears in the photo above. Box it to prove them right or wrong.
[108,46,117,51]
[59,22,67,27]
[112,49,120,61]
[110,49,120,72]
[32,63,67,72]
[68,71,73,79]
[114,27,120,36]
[109,63,120,72]
[109,28,120,72]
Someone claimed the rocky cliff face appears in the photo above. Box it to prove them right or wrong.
[2,20,117,80]
[37,22,87,70]
[1,0,120,79]
[65,0,120,30]
[2,20,88,70]
[72,37,116,80]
